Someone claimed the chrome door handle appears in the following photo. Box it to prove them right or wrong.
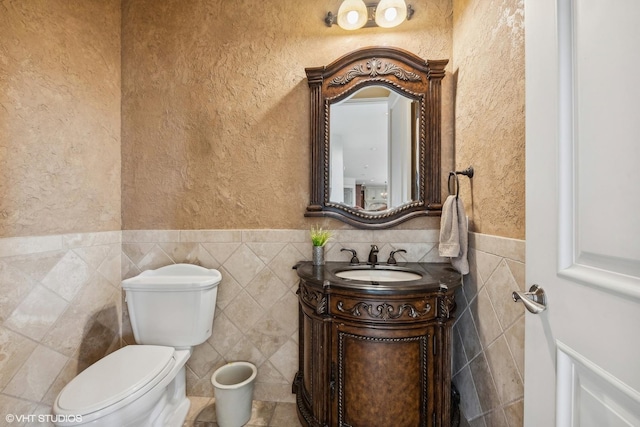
[512,284,547,314]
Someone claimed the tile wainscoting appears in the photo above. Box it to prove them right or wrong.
[0,228,524,427]
[453,232,526,427]
[0,231,122,420]
[121,229,447,402]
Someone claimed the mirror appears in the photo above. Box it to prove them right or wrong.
[329,86,419,212]
[305,47,448,228]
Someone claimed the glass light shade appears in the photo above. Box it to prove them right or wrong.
[337,0,368,30]
[375,0,407,28]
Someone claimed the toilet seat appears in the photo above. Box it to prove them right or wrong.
[54,345,175,419]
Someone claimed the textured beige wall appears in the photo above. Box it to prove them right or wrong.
[122,0,454,230]
[0,0,523,236]
[0,0,122,238]
[452,0,525,239]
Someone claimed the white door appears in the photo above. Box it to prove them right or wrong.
[525,0,640,426]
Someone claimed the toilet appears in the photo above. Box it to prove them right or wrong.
[52,264,222,427]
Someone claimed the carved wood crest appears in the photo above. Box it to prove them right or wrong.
[328,58,421,86]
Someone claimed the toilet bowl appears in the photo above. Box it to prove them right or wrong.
[52,264,222,427]
[53,346,190,426]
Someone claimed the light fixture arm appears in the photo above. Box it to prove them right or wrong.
[325,11,336,27]
[325,2,414,29]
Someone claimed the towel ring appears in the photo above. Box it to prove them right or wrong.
[448,172,459,198]
[448,166,474,199]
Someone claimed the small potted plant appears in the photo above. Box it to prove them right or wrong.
[310,226,332,266]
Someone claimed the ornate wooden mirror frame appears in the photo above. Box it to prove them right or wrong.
[304,46,448,228]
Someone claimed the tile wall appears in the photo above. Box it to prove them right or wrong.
[121,229,447,402]
[0,228,525,426]
[0,231,122,421]
[452,232,525,427]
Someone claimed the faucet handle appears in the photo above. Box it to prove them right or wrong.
[387,249,407,265]
[340,248,360,265]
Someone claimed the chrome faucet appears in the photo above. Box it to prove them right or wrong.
[367,245,379,266]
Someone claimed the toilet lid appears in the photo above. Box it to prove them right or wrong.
[55,345,175,416]
[122,263,222,291]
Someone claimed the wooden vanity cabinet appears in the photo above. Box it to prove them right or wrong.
[293,262,460,427]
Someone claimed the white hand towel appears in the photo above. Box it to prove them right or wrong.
[438,195,460,257]
[439,195,469,275]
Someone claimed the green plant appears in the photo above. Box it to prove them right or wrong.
[310,226,332,247]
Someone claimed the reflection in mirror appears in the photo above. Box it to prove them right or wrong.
[329,86,418,212]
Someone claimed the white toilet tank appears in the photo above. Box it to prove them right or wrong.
[122,264,222,348]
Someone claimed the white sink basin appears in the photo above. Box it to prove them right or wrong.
[335,268,422,282]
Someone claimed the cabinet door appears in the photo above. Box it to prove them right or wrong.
[333,322,435,427]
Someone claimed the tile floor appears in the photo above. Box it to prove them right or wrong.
[184,397,303,427]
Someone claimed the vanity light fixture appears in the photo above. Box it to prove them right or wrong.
[335,0,368,30]
[375,0,409,28]
[325,0,414,30]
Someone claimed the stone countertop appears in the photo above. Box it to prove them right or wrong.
[294,261,462,295]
